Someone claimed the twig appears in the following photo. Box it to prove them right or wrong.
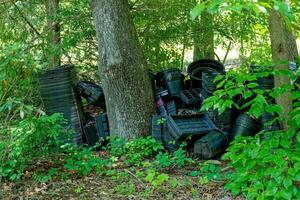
[221,166,231,172]
[10,0,41,36]
[222,41,232,64]
[124,169,145,186]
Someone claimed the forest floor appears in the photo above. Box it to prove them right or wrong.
[1,165,244,200]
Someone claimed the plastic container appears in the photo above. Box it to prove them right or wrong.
[155,68,184,97]
[232,113,257,139]
[207,108,232,132]
[155,88,170,103]
[155,94,168,117]
[193,129,229,159]
[180,88,201,107]
[258,112,279,132]
[166,114,216,141]
[166,100,177,115]
[77,81,105,106]
[256,76,274,90]
[187,59,224,88]
[202,71,219,94]
[199,88,210,101]
[83,123,100,147]
[151,115,179,152]
[95,113,110,140]
[38,65,84,146]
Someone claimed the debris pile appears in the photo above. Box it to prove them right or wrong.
[37,59,282,159]
[151,59,279,159]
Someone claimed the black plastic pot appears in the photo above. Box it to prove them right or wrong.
[155,68,184,97]
[207,108,232,132]
[187,59,224,88]
[193,129,229,159]
[38,65,84,146]
[256,76,274,90]
[232,113,257,139]
[202,71,219,94]
[199,88,210,101]
[258,112,279,132]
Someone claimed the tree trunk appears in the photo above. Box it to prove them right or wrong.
[268,9,298,129]
[91,0,155,139]
[45,0,61,68]
[193,11,214,61]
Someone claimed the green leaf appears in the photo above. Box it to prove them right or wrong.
[296,134,300,143]
[283,178,292,189]
[247,82,259,89]
[265,104,282,115]
[190,4,205,20]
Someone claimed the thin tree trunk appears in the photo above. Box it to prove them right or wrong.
[91,0,155,139]
[268,9,298,129]
[45,0,61,68]
[193,10,214,61]
[200,11,214,59]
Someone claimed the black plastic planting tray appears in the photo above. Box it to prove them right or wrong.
[151,115,179,152]
[77,81,104,105]
[180,88,201,106]
[166,114,216,140]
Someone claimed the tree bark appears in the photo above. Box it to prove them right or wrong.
[45,0,61,68]
[90,0,155,139]
[268,9,298,129]
[193,11,214,61]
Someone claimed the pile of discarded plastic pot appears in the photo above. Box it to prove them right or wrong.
[151,59,279,159]
[38,64,108,148]
[37,59,279,159]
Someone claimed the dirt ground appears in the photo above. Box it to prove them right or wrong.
[1,171,244,200]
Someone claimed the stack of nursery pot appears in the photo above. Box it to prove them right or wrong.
[187,59,224,88]
[38,65,84,146]
[155,68,184,98]
[232,113,257,139]
[193,129,229,159]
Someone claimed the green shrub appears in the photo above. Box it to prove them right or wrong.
[201,68,300,199]
[0,113,66,181]
[108,136,164,166]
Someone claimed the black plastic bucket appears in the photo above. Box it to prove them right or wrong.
[187,59,224,88]
[232,113,257,139]
[155,68,184,97]
[190,67,218,89]
[193,129,229,159]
